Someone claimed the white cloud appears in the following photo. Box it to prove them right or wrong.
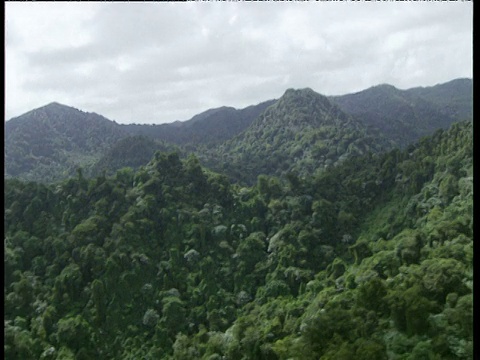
[5,2,473,124]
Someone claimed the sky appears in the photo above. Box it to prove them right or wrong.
[5,2,473,125]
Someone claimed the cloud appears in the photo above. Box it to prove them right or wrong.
[5,2,473,124]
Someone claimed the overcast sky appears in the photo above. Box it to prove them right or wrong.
[5,2,473,125]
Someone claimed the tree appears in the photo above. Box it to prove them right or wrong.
[162,296,187,338]
[55,315,92,351]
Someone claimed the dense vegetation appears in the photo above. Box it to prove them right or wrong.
[4,103,127,182]
[121,100,276,147]
[90,136,178,178]
[4,101,274,183]
[198,88,394,184]
[329,78,473,148]
[5,79,472,184]
[4,120,473,359]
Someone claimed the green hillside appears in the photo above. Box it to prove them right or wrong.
[4,101,273,183]
[199,88,393,184]
[4,103,129,182]
[4,79,472,185]
[4,120,472,359]
[329,78,472,148]
[406,78,473,120]
[90,136,179,177]
[121,100,276,146]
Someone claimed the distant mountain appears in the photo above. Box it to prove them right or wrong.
[199,88,393,184]
[406,78,473,120]
[5,103,129,182]
[121,100,276,146]
[4,101,273,182]
[329,78,472,147]
[5,78,472,183]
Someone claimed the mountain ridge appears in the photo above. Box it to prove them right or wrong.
[5,78,472,183]
[5,103,129,182]
[120,99,276,146]
[198,86,394,184]
[329,78,472,147]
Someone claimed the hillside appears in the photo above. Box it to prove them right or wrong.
[329,78,473,147]
[406,78,473,120]
[121,100,276,147]
[4,78,473,184]
[4,120,472,359]
[90,136,179,177]
[199,87,394,184]
[4,100,275,183]
[4,103,129,182]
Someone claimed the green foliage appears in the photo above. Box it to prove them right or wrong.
[55,315,93,351]
[200,88,393,185]
[330,78,472,148]
[5,102,129,182]
[3,121,472,359]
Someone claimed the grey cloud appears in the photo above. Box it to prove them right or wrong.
[5,2,473,124]
[86,3,199,55]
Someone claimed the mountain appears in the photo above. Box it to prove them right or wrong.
[329,78,473,147]
[5,100,275,183]
[121,100,276,147]
[406,78,473,120]
[4,78,472,184]
[4,120,472,359]
[5,102,129,182]
[199,88,394,184]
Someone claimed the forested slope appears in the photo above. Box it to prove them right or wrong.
[199,88,393,184]
[5,78,472,185]
[4,120,472,359]
[4,100,273,183]
[90,136,179,177]
[5,103,129,182]
[406,78,473,120]
[121,100,276,147]
[329,78,473,148]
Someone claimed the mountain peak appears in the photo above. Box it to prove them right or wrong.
[367,83,399,94]
[204,86,390,184]
[373,83,396,89]
[39,102,76,112]
[244,85,355,137]
[284,86,331,99]
[275,87,335,117]
[281,87,330,102]
[283,87,316,96]
[45,101,64,107]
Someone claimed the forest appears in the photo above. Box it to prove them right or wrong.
[5,78,472,184]
[4,118,473,359]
